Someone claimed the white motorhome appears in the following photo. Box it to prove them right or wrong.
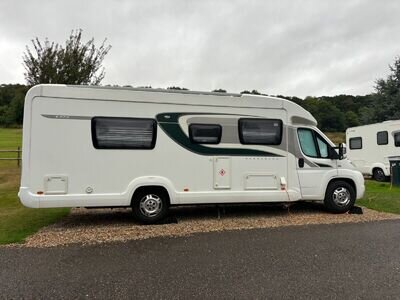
[346,120,400,181]
[19,85,364,223]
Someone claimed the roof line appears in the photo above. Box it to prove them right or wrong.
[66,85,242,97]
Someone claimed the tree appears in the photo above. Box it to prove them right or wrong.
[23,29,111,86]
[301,97,346,132]
[240,90,261,95]
[317,101,346,132]
[344,111,360,128]
[0,84,28,127]
[212,89,227,93]
[374,56,400,120]
[167,86,189,90]
[359,106,376,124]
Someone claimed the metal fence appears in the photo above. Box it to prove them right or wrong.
[0,147,21,166]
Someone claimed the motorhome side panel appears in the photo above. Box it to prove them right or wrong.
[25,95,293,208]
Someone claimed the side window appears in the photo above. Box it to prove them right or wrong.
[349,137,362,150]
[395,132,400,147]
[189,124,222,144]
[239,118,282,145]
[316,136,329,158]
[92,117,157,149]
[298,128,333,159]
[377,131,388,145]
[298,129,318,157]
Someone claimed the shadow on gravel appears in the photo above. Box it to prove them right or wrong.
[21,202,395,248]
[57,202,331,227]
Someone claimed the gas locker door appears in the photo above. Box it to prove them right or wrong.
[214,157,231,189]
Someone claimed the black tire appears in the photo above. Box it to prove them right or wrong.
[324,181,356,213]
[132,188,169,224]
[373,168,386,182]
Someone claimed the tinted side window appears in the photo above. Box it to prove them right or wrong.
[316,135,329,158]
[92,117,157,149]
[349,137,362,150]
[377,131,388,145]
[395,132,400,147]
[239,119,282,145]
[298,128,335,159]
[189,124,221,144]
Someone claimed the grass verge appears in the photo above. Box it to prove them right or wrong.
[357,180,400,214]
[0,128,69,245]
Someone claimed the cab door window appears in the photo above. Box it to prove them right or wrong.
[298,128,330,159]
[316,136,329,158]
[298,129,318,157]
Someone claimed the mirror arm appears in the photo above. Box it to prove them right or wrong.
[331,146,343,160]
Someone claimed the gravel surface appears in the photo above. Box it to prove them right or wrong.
[2,220,400,299]
[8,202,398,248]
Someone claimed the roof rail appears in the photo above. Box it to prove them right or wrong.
[67,85,242,97]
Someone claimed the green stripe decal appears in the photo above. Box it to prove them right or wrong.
[156,113,283,157]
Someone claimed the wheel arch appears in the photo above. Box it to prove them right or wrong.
[130,185,171,207]
[124,176,177,206]
[370,162,389,176]
[325,177,356,199]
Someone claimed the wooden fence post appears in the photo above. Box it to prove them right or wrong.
[17,146,20,167]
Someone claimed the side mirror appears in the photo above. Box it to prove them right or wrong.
[338,143,344,160]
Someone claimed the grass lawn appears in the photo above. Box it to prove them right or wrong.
[357,180,400,214]
[0,128,69,245]
[0,128,23,159]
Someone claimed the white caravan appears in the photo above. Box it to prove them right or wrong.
[19,85,365,223]
[346,120,400,181]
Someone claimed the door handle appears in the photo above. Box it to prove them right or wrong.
[298,158,304,168]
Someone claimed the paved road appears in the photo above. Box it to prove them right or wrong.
[1,220,399,299]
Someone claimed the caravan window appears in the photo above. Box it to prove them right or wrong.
[189,124,222,144]
[239,119,282,145]
[377,131,388,145]
[349,137,362,150]
[92,117,157,149]
[395,132,400,147]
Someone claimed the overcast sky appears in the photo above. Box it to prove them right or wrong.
[0,0,399,97]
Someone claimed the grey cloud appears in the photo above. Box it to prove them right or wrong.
[0,0,399,97]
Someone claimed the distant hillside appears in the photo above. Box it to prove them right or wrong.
[325,132,345,145]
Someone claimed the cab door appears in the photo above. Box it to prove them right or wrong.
[296,128,338,199]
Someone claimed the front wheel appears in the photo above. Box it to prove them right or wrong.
[324,181,356,213]
[132,189,169,224]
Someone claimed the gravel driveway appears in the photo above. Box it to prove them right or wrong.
[11,202,399,248]
[1,220,400,299]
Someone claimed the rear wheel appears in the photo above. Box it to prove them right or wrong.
[373,168,386,182]
[324,181,356,213]
[132,188,169,224]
